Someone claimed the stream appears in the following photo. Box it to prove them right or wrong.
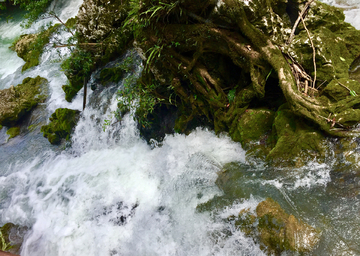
[0,0,360,255]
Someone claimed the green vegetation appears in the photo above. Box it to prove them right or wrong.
[61,49,94,102]
[6,127,20,139]
[41,108,80,144]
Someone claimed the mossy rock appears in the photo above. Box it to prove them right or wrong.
[10,24,61,72]
[0,222,28,255]
[0,76,48,126]
[267,105,327,167]
[41,108,80,145]
[288,2,360,84]
[6,127,20,139]
[231,108,275,148]
[235,198,321,255]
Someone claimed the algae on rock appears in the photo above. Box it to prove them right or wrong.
[0,76,48,126]
[41,108,80,145]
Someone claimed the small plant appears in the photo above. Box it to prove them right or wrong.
[116,75,163,128]
[228,88,236,103]
[0,229,12,251]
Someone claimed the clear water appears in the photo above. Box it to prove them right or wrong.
[0,1,360,255]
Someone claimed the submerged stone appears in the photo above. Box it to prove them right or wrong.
[0,76,48,127]
[0,223,28,255]
[234,198,321,254]
[41,108,80,145]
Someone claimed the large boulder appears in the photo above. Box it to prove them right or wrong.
[0,76,48,126]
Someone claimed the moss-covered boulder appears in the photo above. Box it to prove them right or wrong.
[10,24,61,72]
[41,108,80,145]
[0,223,28,255]
[267,104,327,166]
[234,198,321,255]
[0,76,48,126]
[231,108,275,148]
[287,2,360,84]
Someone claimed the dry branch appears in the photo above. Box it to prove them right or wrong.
[286,0,315,45]
[300,13,317,88]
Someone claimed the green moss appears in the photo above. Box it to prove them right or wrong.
[41,108,80,145]
[100,67,124,84]
[65,17,77,29]
[0,76,48,126]
[231,108,275,147]
[288,2,360,86]
[10,24,61,72]
[322,78,360,102]
[267,105,327,167]
[0,125,2,130]
[6,127,20,139]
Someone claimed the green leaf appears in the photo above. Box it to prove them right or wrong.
[340,57,346,62]
[350,90,357,97]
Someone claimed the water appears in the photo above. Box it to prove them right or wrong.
[0,1,360,255]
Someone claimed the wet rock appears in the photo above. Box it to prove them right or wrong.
[0,76,48,127]
[0,223,28,255]
[234,198,321,255]
[41,108,80,145]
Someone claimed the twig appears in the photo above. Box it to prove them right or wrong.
[317,114,345,128]
[286,0,315,45]
[316,80,327,90]
[300,13,317,88]
[337,80,358,96]
[49,11,74,37]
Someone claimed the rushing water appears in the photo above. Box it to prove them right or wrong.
[0,1,360,255]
